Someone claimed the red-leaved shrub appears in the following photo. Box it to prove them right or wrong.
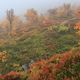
[28,49,80,80]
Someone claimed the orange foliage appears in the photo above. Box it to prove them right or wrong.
[0,51,9,62]
[0,50,80,80]
[28,50,80,80]
[75,22,80,30]
[0,71,21,80]
[25,8,38,25]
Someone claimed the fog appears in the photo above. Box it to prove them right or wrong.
[0,0,80,19]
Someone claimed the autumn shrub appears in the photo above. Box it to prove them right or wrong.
[0,24,78,74]
[28,49,80,80]
[0,51,9,62]
[0,71,22,80]
[0,71,29,80]
[75,22,80,30]
[0,48,80,80]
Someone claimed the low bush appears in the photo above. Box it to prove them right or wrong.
[28,49,80,80]
[0,48,80,80]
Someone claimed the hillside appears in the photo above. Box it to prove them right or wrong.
[0,3,80,80]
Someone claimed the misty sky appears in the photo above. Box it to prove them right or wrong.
[0,0,80,19]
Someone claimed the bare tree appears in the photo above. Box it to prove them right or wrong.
[6,9,14,38]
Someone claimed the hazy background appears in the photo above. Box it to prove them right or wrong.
[0,0,80,19]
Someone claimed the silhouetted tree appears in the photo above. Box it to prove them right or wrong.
[6,9,14,38]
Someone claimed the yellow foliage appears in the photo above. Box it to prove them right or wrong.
[0,51,9,62]
[48,26,53,31]
[12,63,20,67]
